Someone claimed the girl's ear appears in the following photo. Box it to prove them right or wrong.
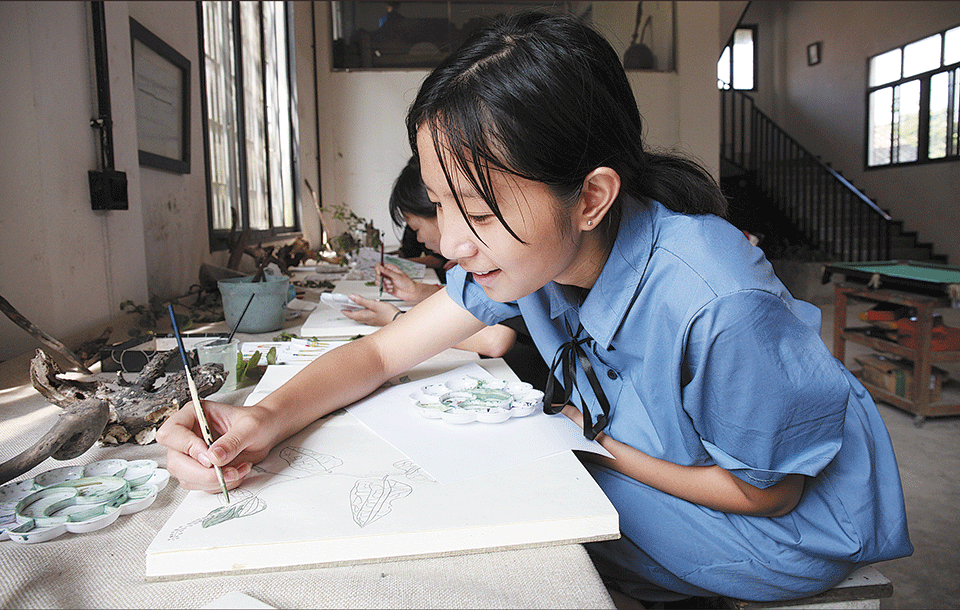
[578,167,621,231]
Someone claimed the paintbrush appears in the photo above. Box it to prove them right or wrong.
[167,304,230,503]
[378,237,385,300]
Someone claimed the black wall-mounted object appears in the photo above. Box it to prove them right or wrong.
[88,169,129,210]
[89,2,128,211]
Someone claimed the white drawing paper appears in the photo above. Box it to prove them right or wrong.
[297,305,378,339]
[347,363,613,484]
[246,362,611,485]
[240,339,349,365]
[145,407,619,578]
[345,248,428,281]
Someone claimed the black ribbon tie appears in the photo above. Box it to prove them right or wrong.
[543,319,612,440]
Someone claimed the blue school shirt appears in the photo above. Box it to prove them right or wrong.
[445,198,912,600]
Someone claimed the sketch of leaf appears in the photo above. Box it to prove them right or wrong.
[167,516,205,541]
[201,490,267,528]
[393,459,435,482]
[278,446,343,474]
[350,476,412,528]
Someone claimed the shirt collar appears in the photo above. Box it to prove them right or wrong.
[544,197,657,348]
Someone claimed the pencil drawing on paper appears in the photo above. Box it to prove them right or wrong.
[350,475,412,527]
[166,440,435,541]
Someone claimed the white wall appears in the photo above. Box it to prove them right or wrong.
[746,1,960,264]
[0,1,148,362]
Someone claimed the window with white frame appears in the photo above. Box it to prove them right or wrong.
[718,26,756,91]
[867,24,960,167]
[199,1,300,249]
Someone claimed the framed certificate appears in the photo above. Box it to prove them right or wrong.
[130,18,190,173]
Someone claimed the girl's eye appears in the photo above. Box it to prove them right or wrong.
[468,214,493,224]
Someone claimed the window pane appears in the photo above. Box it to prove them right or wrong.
[936,67,960,157]
[731,28,754,90]
[945,25,960,66]
[203,2,240,231]
[717,45,731,89]
[894,80,920,163]
[868,87,893,166]
[952,68,960,157]
[929,71,949,158]
[870,48,901,86]
[240,2,270,231]
[264,2,295,229]
[903,33,942,77]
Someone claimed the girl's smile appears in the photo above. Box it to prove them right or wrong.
[467,268,501,286]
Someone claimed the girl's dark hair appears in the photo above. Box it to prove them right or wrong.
[388,156,435,228]
[406,11,726,243]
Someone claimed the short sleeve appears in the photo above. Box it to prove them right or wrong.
[444,265,521,326]
[681,290,849,489]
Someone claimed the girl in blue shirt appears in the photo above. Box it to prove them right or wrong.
[158,11,912,603]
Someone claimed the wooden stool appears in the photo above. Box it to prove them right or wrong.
[723,565,892,609]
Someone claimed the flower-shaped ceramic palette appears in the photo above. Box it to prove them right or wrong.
[409,376,545,424]
[0,458,170,544]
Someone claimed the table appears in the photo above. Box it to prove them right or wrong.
[824,260,960,425]
[0,284,616,609]
[821,259,960,300]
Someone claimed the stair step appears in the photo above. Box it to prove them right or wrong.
[889,246,937,260]
[720,88,945,264]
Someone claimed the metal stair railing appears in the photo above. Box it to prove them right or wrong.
[721,88,892,261]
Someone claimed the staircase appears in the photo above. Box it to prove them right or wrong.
[719,89,947,264]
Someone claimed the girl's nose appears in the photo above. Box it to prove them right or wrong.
[438,209,478,261]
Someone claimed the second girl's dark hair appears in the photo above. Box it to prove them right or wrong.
[406,11,726,243]
[388,156,435,228]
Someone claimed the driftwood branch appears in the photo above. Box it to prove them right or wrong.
[0,349,227,485]
[0,294,92,374]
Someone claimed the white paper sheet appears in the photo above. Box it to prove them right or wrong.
[329,279,407,302]
[240,339,349,365]
[246,363,611,485]
[344,247,427,281]
[297,304,379,338]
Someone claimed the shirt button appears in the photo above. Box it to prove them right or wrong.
[607,370,618,380]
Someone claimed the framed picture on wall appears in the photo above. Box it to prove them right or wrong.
[130,18,190,174]
[807,41,822,66]
[330,1,676,73]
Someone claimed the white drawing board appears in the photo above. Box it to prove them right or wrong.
[145,408,618,578]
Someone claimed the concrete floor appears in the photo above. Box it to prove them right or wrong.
[816,294,960,609]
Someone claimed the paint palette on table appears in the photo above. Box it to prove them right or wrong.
[0,459,170,544]
[409,376,545,424]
